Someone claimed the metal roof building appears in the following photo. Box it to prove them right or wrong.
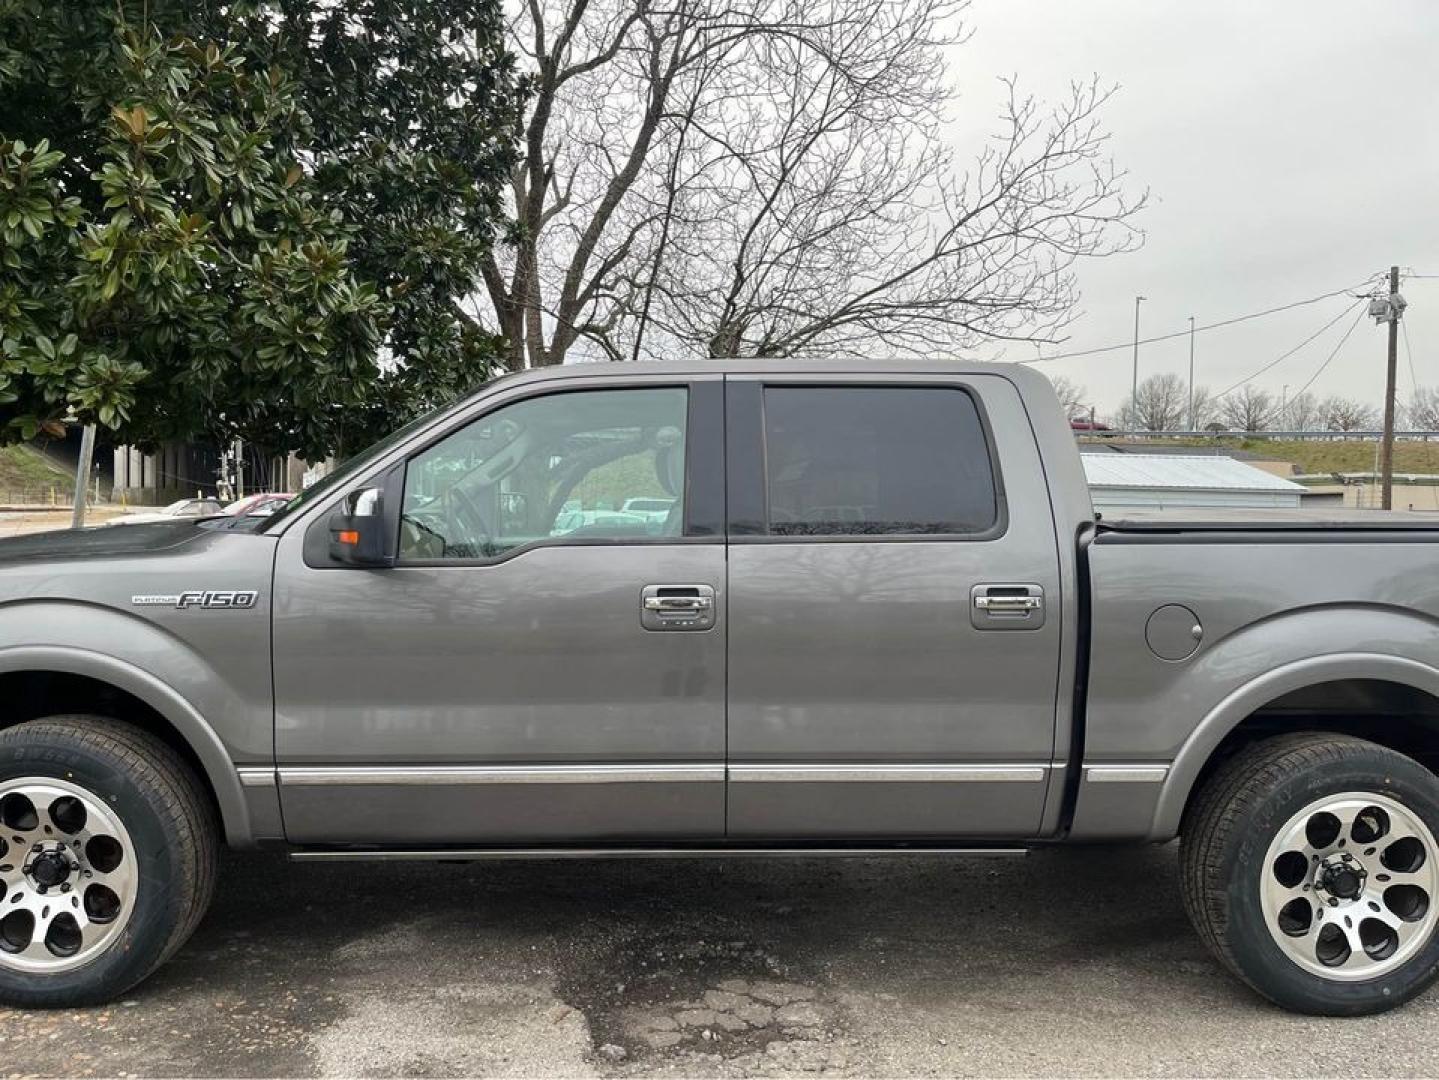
[1081,453,1307,512]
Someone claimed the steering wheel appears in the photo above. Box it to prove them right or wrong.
[443,484,495,557]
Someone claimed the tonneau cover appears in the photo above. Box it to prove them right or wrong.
[1096,507,1439,532]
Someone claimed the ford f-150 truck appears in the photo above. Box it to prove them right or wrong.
[2,360,1438,1015]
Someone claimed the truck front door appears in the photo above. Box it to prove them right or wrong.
[270,376,727,845]
[723,373,1063,838]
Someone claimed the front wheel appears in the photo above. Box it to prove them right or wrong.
[0,717,217,1007]
[1181,732,1439,1015]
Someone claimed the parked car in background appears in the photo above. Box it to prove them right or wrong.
[103,497,223,526]
[620,496,677,527]
[549,508,650,537]
[222,493,295,518]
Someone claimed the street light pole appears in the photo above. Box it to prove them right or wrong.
[1131,295,1146,410]
[1186,316,1196,431]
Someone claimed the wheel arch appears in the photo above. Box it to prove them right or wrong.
[0,647,253,847]
[1152,652,1439,841]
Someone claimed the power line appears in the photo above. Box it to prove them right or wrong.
[1402,318,1419,393]
[1213,298,1365,400]
[1021,279,1378,365]
[1399,320,1438,475]
[1290,303,1368,400]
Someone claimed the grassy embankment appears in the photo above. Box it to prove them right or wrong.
[1086,437,1439,476]
[0,445,72,504]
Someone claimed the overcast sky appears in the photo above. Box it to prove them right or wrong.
[951,0,1439,418]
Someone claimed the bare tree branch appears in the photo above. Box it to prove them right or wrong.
[481,0,1145,369]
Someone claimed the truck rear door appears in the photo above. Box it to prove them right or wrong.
[723,372,1063,838]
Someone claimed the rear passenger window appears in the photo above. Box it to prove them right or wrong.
[762,387,997,536]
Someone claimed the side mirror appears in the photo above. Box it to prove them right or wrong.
[328,486,396,566]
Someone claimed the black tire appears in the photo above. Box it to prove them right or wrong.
[1181,732,1439,1015]
[0,716,218,1008]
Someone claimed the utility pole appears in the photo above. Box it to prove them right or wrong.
[69,425,96,529]
[1186,316,1196,431]
[1130,295,1146,412]
[1377,265,1404,510]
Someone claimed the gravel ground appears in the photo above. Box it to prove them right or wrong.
[1,844,1437,1078]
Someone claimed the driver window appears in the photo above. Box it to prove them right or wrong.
[399,387,688,561]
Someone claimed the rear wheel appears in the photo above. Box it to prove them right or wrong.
[1181,732,1439,1015]
[0,717,217,1007]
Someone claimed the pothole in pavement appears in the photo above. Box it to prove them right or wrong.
[555,930,854,1073]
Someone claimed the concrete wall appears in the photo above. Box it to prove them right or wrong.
[113,443,221,506]
[1344,481,1439,512]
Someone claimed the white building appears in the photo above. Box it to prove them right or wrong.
[1081,453,1307,513]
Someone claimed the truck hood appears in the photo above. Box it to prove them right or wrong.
[0,520,212,564]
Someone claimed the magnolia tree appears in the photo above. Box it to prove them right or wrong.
[0,1,520,459]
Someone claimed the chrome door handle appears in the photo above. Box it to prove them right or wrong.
[973,595,1042,613]
[640,584,717,631]
[644,595,713,612]
[970,583,1046,631]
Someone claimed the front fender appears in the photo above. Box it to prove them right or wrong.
[0,643,254,845]
[0,593,276,847]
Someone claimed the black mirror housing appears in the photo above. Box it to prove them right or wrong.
[328,486,397,566]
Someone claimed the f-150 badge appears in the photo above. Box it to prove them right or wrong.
[131,591,259,610]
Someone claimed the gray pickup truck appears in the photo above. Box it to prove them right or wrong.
[2,360,1437,1015]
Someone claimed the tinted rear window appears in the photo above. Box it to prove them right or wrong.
[762,386,997,536]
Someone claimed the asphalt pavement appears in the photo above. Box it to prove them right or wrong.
[1,844,1437,1078]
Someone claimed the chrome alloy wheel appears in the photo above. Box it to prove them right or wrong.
[0,778,138,974]
[1262,791,1437,981]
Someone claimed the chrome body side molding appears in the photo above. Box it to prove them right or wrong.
[1084,765,1170,784]
[729,764,1048,783]
[277,764,726,786]
[236,766,277,788]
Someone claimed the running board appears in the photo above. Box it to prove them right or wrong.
[289,846,1030,862]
